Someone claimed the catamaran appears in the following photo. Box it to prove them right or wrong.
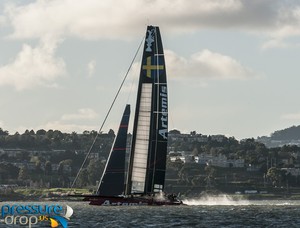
[73,26,182,206]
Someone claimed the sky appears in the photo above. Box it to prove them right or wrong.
[1,0,300,140]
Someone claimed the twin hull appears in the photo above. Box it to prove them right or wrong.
[85,196,183,206]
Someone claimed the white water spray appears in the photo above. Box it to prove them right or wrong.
[154,191,167,201]
[182,194,300,206]
[183,194,250,206]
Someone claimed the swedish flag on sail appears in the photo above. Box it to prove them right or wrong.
[142,56,164,79]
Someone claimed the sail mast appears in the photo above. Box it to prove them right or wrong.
[126,26,168,195]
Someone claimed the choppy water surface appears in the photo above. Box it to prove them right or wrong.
[1,197,300,227]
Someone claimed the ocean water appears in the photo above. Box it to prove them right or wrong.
[1,196,300,227]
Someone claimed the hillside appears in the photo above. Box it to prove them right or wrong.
[257,125,300,147]
[271,125,300,140]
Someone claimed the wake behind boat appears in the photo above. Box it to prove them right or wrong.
[70,26,183,206]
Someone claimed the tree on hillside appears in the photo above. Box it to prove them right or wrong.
[87,159,105,185]
[18,166,29,181]
[267,167,282,187]
[57,161,64,176]
[169,129,181,134]
[0,163,19,179]
[77,168,89,187]
[192,148,199,156]
[108,129,115,137]
[0,128,9,136]
[205,165,216,188]
[46,130,54,138]
[45,161,52,175]
[35,160,42,173]
[36,129,46,135]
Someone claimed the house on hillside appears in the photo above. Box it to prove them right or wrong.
[169,151,186,163]
[198,153,245,168]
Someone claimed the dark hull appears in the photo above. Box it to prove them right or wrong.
[83,195,183,206]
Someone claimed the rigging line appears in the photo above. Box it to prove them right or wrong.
[70,36,145,190]
[126,50,140,106]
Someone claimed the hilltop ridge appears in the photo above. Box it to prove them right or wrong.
[257,125,300,147]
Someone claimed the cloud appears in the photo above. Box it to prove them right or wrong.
[0,15,6,27]
[3,0,300,44]
[34,108,99,133]
[87,60,96,78]
[165,49,256,80]
[281,112,300,120]
[261,39,289,50]
[61,108,98,121]
[4,0,143,40]
[39,121,98,133]
[0,0,297,95]
[271,6,300,38]
[0,36,66,90]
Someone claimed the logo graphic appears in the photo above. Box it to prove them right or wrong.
[0,204,73,228]
[159,85,168,139]
[145,28,155,52]
[142,56,164,79]
[49,205,73,228]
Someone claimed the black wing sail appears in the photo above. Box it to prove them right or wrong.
[97,104,130,196]
[126,26,168,195]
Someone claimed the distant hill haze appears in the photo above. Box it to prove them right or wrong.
[257,125,300,147]
[270,125,300,140]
